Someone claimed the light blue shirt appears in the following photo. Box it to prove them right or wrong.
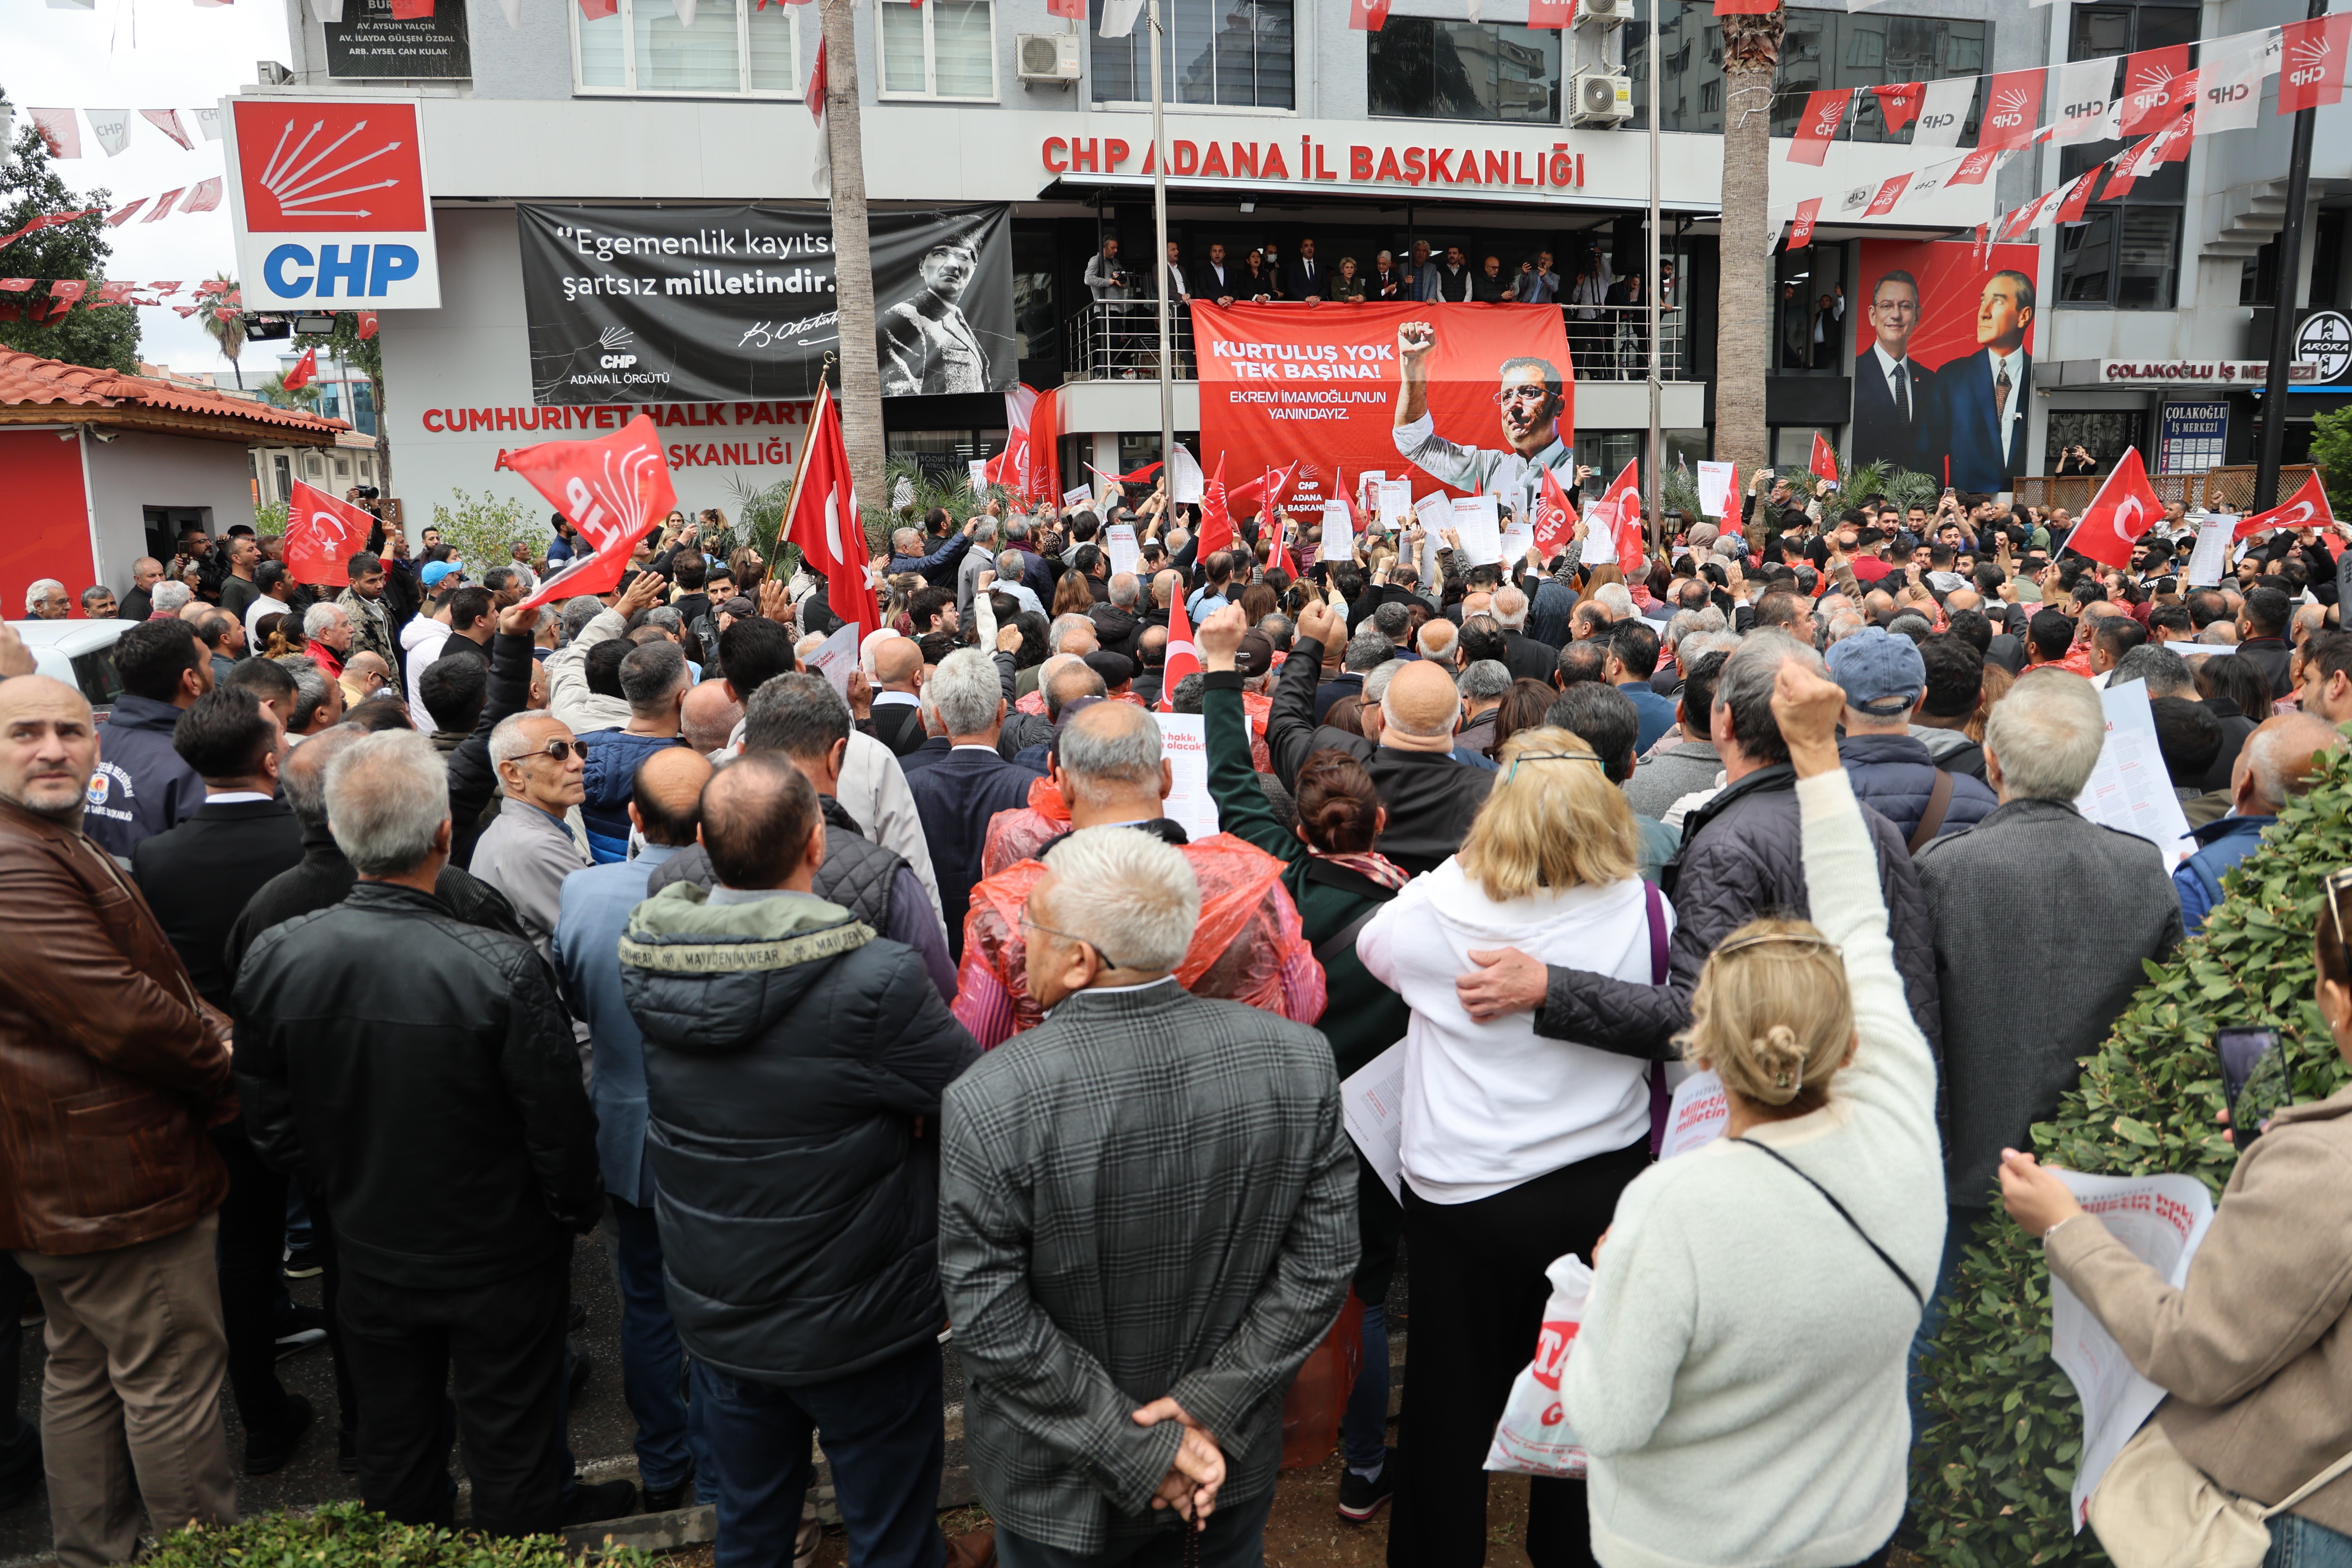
[553,841,684,1206]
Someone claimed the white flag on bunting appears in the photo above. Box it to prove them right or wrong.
[1911,77,1975,147]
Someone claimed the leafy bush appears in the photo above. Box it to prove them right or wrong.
[430,489,540,575]
[1912,744,2352,1566]
[148,1502,654,1568]
[2308,408,2352,524]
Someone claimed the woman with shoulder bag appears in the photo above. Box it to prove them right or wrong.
[1558,660,1945,1568]
[2001,870,2352,1568]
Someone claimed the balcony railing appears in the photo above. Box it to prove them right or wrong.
[1059,302,1693,385]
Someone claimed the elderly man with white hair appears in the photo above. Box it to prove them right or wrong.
[23,579,69,620]
[940,825,1355,1568]
[150,579,196,619]
[470,711,592,960]
[1488,585,1555,682]
[302,601,354,682]
[991,551,1045,619]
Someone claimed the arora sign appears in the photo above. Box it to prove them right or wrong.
[225,98,441,309]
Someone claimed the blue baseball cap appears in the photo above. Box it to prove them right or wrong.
[420,561,467,589]
[1825,626,1926,717]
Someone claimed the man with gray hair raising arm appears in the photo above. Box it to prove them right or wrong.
[940,827,1357,1568]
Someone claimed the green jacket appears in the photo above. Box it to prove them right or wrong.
[1203,670,1405,1303]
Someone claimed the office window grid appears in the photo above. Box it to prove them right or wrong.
[574,0,800,98]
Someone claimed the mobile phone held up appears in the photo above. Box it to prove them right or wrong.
[2216,1027,2282,1152]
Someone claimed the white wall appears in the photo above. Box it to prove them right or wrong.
[82,430,258,591]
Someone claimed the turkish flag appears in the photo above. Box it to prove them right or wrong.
[2281,14,2352,115]
[2061,447,2163,569]
[1159,592,1201,713]
[1979,68,2045,152]
[356,310,379,341]
[1787,90,1851,166]
[45,280,86,320]
[1196,453,1234,559]
[1786,197,1822,252]
[985,383,1037,491]
[1267,509,1298,579]
[2121,45,2191,133]
[1227,458,1299,517]
[285,481,374,587]
[501,412,677,610]
[1811,432,1839,486]
[2234,471,2337,539]
[1595,459,1643,567]
[1534,466,1579,558]
[1872,82,1924,132]
[1024,386,1061,506]
[282,347,319,391]
[777,383,880,641]
[106,199,148,228]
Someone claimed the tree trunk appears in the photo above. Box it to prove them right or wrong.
[1714,11,1782,485]
[820,0,888,548]
[372,369,394,502]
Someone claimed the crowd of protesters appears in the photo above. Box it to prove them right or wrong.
[6,466,2352,1568]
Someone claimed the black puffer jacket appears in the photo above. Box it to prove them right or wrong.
[620,882,980,1383]
[1534,764,1944,1078]
[1089,601,1143,662]
[1838,733,1999,846]
[645,796,904,933]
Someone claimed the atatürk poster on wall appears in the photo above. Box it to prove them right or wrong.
[324,0,472,79]
[516,203,1016,407]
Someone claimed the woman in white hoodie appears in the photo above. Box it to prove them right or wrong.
[1359,725,1667,1568]
[1559,662,1944,1568]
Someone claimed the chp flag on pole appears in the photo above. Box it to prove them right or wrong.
[499,414,679,610]
[2060,447,2164,569]
[1811,432,1840,487]
[1196,453,1235,559]
[779,382,883,641]
[1533,466,1579,558]
[2234,471,2337,539]
[284,481,375,586]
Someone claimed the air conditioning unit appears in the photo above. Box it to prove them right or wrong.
[1571,71,1633,124]
[1016,32,1081,85]
[1578,0,1628,28]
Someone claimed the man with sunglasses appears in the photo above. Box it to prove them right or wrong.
[1390,327,1578,524]
[471,713,592,961]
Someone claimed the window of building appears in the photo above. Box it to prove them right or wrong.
[1367,19,1561,123]
[1625,0,1985,138]
[2053,5,2196,311]
[880,0,996,100]
[575,0,800,98]
[1091,0,1292,110]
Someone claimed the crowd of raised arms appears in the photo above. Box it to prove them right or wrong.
[5,474,2352,1568]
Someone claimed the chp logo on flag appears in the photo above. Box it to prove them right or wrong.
[225,99,440,310]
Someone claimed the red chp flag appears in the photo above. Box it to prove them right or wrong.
[1811,432,1839,486]
[1158,591,1200,713]
[779,383,881,641]
[1788,90,1851,166]
[1347,0,1391,31]
[1872,82,1925,132]
[2061,447,2163,569]
[984,384,1038,492]
[1525,0,1572,24]
[2122,45,2192,133]
[1979,68,2045,152]
[501,414,677,610]
[1786,198,1822,252]
[2235,471,2337,539]
[282,347,319,391]
[2056,167,2105,225]
[1863,174,1912,218]
[1024,386,1062,506]
[285,481,375,587]
[1196,453,1235,559]
[1712,0,1774,16]
[2282,13,2352,115]
[1534,466,1579,558]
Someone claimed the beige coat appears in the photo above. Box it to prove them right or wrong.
[2050,1082,2352,1534]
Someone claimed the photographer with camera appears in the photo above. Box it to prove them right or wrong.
[1084,237,1138,377]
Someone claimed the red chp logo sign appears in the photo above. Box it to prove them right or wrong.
[233,100,428,232]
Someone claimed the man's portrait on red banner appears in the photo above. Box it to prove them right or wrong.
[1390,318,1579,522]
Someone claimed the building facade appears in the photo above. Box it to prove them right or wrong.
[242,0,2329,521]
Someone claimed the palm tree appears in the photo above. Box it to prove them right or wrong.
[200,271,248,389]
[818,0,887,546]
[1714,8,1782,481]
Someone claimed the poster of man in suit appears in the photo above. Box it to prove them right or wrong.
[1851,239,2039,490]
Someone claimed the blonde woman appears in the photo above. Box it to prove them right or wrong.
[1560,662,1943,1568]
[1359,727,1666,1566]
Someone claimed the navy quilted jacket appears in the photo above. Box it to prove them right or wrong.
[1838,733,2000,846]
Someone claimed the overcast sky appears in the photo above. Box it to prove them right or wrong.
[7,0,295,381]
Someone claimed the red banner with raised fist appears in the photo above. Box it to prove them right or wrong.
[1190,301,1576,523]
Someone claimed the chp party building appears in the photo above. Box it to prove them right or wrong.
[224,0,2342,515]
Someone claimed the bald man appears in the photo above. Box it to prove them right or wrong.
[681,682,743,755]
[550,743,714,1512]
[1265,601,1494,873]
[2176,712,2340,935]
[0,674,241,1561]
[869,637,927,758]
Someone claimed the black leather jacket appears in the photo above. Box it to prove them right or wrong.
[231,882,601,1289]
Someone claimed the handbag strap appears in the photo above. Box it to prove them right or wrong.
[1907,769,1956,855]
[1737,1139,1924,1308]
[2261,1445,2352,1521]
[1643,880,1669,985]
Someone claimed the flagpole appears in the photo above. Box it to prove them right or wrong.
[1644,0,1662,550]
[775,360,831,556]
[1149,0,1176,479]
[2256,0,2327,513]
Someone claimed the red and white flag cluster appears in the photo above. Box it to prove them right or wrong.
[0,276,233,322]
[24,107,221,159]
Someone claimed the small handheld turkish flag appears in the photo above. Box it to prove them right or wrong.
[282,347,318,391]
[1534,467,1579,558]
[1159,591,1200,713]
[285,481,375,587]
[2060,447,2163,569]
[2234,471,2337,540]
[1196,453,1234,559]
[1602,459,1644,566]
[502,413,677,610]
[779,382,881,641]
[1810,432,1839,487]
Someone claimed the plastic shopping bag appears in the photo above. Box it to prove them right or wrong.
[1483,1253,1593,1479]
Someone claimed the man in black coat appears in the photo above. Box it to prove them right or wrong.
[906,650,1047,958]
[620,754,979,1568]
[232,728,619,1535]
[132,687,314,1475]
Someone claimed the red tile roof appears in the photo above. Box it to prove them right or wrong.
[0,348,349,439]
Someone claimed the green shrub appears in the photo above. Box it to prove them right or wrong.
[429,489,540,576]
[1912,744,2352,1566]
[148,1502,656,1568]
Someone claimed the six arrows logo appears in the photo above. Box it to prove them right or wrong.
[233,101,428,232]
